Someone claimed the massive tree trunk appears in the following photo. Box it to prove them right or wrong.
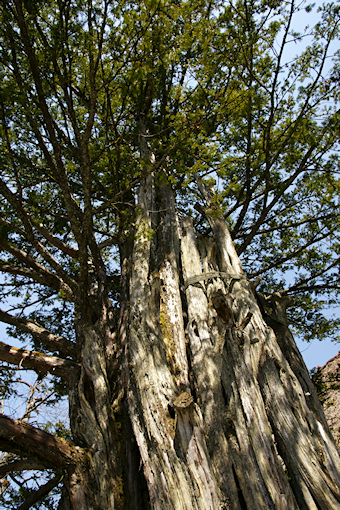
[116,173,340,509]
[3,175,339,509]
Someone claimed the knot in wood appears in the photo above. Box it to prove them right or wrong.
[173,392,194,409]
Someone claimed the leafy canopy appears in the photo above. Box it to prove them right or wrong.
[0,0,339,346]
[0,0,338,333]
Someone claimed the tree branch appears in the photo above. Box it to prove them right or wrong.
[33,222,79,259]
[0,414,84,470]
[0,240,74,298]
[0,309,76,358]
[18,474,62,510]
[249,228,337,278]
[0,179,77,295]
[7,6,84,245]
[0,263,73,300]
[17,474,61,510]
[239,210,339,237]
[280,257,340,296]
[0,459,45,475]
[237,135,324,254]
[0,340,78,382]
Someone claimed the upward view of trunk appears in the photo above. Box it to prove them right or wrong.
[114,174,340,509]
[1,1,340,508]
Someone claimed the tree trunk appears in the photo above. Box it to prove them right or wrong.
[58,175,340,508]
[118,175,340,509]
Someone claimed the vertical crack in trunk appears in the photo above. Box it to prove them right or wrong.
[126,171,222,509]
[122,168,340,508]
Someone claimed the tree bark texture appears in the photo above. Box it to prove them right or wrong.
[122,176,340,509]
[2,178,340,509]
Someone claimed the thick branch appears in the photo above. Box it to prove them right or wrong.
[0,340,78,382]
[0,459,45,475]
[0,309,76,358]
[0,414,84,470]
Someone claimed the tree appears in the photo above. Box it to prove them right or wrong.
[0,0,340,507]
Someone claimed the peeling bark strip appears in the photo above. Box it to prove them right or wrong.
[184,271,245,289]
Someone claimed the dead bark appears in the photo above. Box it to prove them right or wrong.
[121,182,340,509]
[1,180,340,509]
[68,315,123,509]
[181,214,298,509]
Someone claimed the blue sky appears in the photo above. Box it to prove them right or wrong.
[296,335,340,370]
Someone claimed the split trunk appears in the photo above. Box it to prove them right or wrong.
[61,177,340,508]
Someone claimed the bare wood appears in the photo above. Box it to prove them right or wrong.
[126,167,223,509]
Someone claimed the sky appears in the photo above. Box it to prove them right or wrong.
[286,0,340,370]
[296,335,340,370]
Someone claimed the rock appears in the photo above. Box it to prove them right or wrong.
[312,352,340,451]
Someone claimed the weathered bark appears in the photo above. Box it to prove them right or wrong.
[125,173,221,509]
[181,215,298,509]
[2,178,340,509]
[67,293,124,510]
[120,179,340,509]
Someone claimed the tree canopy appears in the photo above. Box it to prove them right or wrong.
[0,0,339,507]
